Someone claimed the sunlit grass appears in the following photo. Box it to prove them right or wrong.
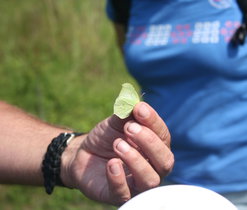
[0,0,137,209]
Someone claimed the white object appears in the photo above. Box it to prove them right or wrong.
[119,185,237,210]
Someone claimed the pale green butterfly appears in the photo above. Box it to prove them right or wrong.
[114,83,140,119]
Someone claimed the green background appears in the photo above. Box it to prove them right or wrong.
[0,0,138,209]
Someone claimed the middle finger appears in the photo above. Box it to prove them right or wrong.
[124,121,174,177]
[113,138,160,192]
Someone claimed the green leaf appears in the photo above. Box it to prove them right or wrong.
[113,83,140,119]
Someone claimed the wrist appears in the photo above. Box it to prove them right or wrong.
[60,134,87,189]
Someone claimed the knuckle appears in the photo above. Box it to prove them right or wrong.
[144,129,157,143]
[129,150,140,163]
[112,193,131,206]
[119,194,131,204]
[162,152,175,174]
[146,176,160,189]
[107,183,131,206]
[160,127,171,145]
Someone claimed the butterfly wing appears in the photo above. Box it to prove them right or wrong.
[114,83,140,119]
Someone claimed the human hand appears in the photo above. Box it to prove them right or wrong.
[61,102,174,206]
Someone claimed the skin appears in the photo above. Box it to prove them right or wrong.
[0,101,174,206]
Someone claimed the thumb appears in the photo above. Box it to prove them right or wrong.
[107,113,133,132]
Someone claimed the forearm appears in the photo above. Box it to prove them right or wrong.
[0,101,71,185]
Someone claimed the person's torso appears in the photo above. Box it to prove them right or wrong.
[123,0,247,193]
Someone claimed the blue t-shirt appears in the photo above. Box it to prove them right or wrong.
[106,0,247,193]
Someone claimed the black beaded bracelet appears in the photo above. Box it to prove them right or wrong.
[42,132,83,194]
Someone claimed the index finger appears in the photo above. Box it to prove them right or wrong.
[132,102,171,148]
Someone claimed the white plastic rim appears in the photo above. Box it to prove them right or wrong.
[119,185,238,210]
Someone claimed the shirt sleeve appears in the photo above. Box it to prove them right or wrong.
[105,0,131,25]
[105,0,117,22]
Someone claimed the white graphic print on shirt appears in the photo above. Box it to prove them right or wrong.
[126,21,240,46]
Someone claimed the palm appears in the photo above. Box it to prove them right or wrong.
[72,149,113,202]
[71,115,131,202]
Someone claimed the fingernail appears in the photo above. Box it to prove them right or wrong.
[138,103,150,118]
[109,163,121,176]
[127,122,141,134]
[116,140,130,153]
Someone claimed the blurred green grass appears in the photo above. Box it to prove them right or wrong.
[0,0,137,209]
